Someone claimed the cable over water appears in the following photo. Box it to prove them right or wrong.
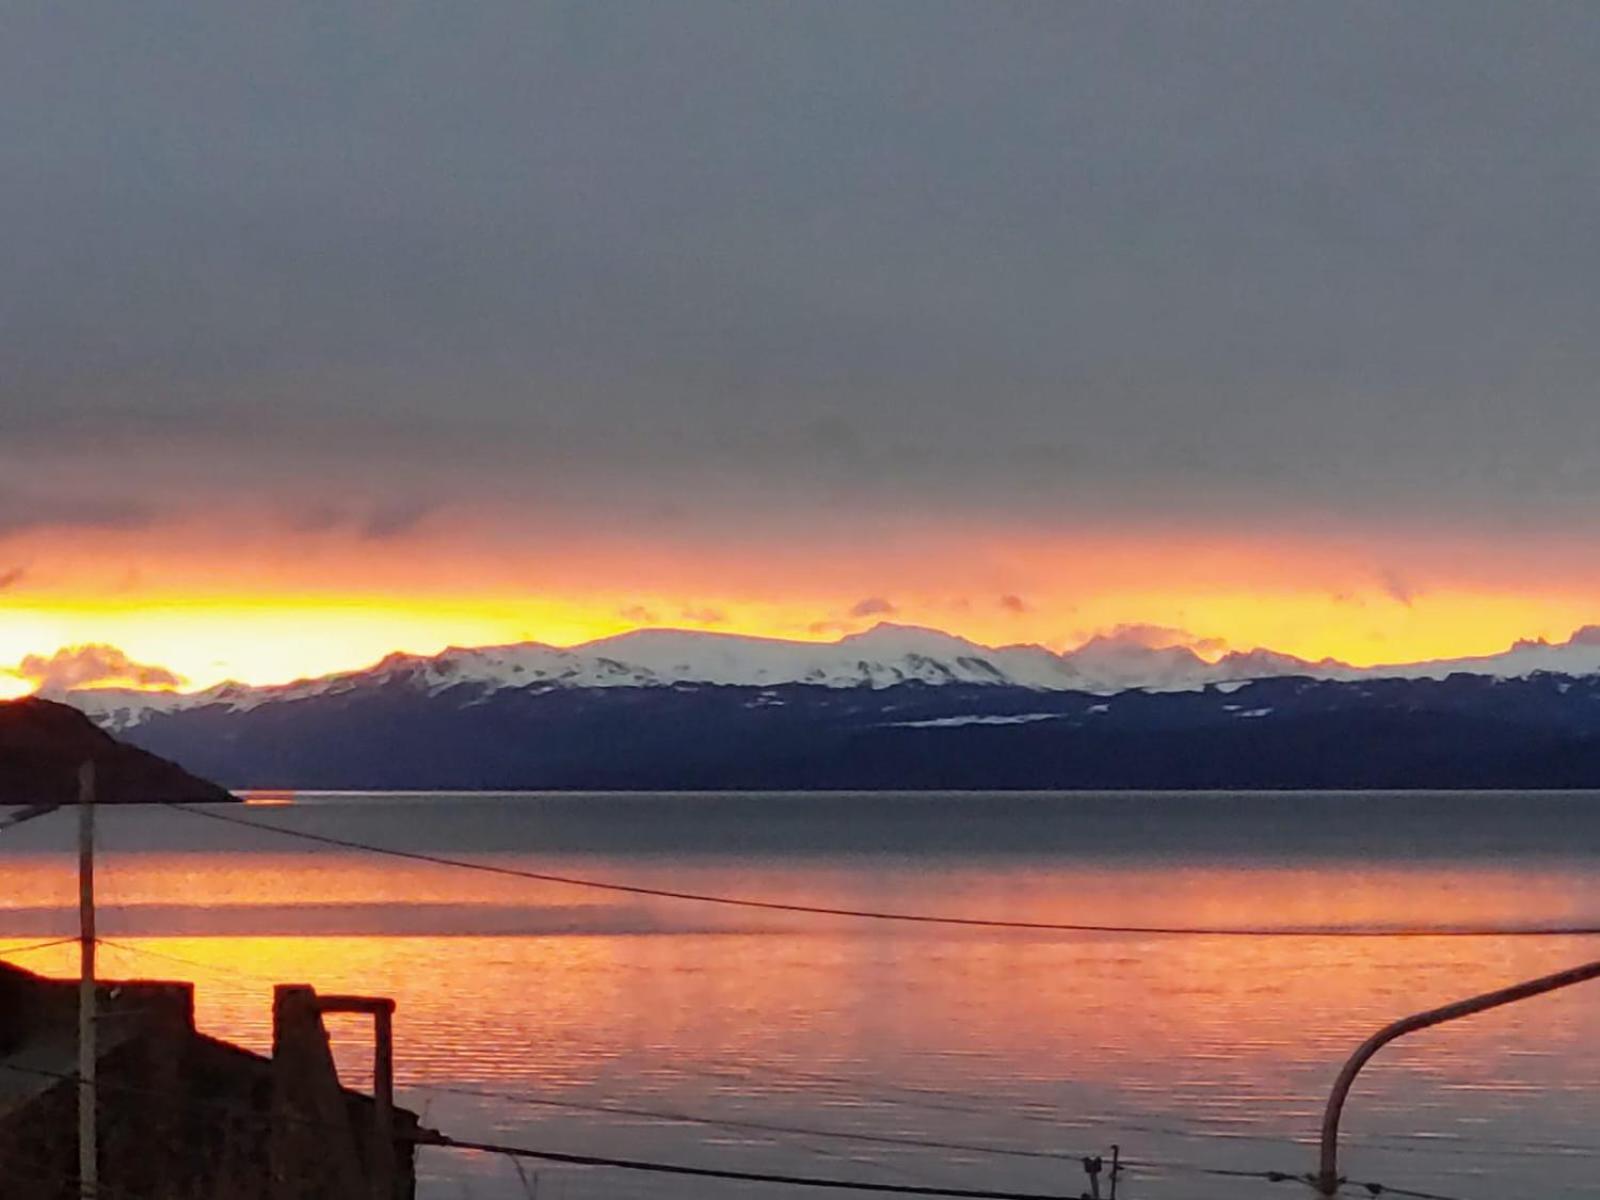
[169,803,1600,938]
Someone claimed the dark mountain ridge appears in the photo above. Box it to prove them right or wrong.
[95,671,1600,791]
[0,697,236,804]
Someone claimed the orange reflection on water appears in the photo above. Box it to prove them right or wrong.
[9,849,1596,931]
[239,790,298,806]
[5,856,1599,1093]
[7,845,1600,1200]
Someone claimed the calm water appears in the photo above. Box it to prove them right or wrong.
[4,791,1600,1199]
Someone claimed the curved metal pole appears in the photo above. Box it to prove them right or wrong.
[1317,957,1600,1195]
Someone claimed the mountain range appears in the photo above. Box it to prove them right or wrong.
[48,623,1600,790]
[64,621,1600,732]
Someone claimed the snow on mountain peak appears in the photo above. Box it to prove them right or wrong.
[573,622,1053,689]
[838,621,988,653]
[64,623,1093,730]
[60,619,1600,733]
[1361,626,1600,682]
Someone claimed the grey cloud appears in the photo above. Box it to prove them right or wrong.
[679,607,728,625]
[359,499,437,541]
[16,644,184,692]
[1380,570,1418,609]
[285,499,437,541]
[0,567,25,590]
[0,491,151,539]
[4,3,1600,534]
[808,620,852,636]
[1091,624,1204,651]
[288,505,347,535]
[998,595,1030,615]
[848,597,897,619]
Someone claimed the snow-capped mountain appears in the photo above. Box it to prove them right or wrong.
[62,622,1323,732]
[419,624,1092,691]
[1055,636,1338,693]
[58,620,1600,735]
[1359,626,1600,681]
[44,620,1600,791]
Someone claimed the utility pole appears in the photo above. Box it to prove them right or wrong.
[77,759,97,1200]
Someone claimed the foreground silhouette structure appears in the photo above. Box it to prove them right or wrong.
[0,963,420,1199]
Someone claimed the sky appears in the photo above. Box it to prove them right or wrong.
[5,1,1600,695]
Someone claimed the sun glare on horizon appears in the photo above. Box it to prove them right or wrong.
[3,581,1598,696]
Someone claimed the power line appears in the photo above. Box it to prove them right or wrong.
[0,1059,1068,1198]
[0,803,62,832]
[0,1058,941,1194]
[405,1080,1086,1164]
[420,1084,1407,1194]
[1342,1181,1483,1200]
[764,1058,1600,1159]
[678,1059,1315,1152]
[50,953,1100,1173]
[1119,1156,1309,1187]
[422,1132,1081,1199]
[66,923,1600,1180]
[67,953,1471,1177]
[415,1074,1373,1173]
[9,936,1551,1178]
[94,930,964,1178]
[95,936,282,983]
[678,1061,1600,1168]
[43,941,1398,1170]
[1,936,81,957]
[417,1082,949,1189]
[6,807,1559,1197]
[164,804,1600,938]
[0,1057,1524,1200]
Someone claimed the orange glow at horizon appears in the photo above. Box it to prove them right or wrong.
[2,584,1599,697]
[6,519,1600,693]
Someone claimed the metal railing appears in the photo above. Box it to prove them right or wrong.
[1316,958,1600,1194]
